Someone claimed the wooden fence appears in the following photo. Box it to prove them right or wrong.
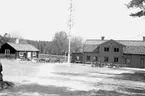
[38,54,68,63]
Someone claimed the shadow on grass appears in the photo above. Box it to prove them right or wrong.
[91,90,130,96]
[52,72,88,77]
[7,84,90,96]
[0,80,14,91]
[52,70,145,84]
[93,82,145,96]
[118,72,145,82]
[91,89,144,96]
[89,70,145,83]
[2,83,145,96]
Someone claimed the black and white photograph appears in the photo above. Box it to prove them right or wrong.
[0,0,145,96]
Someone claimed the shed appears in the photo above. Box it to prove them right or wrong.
[0,42,39,60]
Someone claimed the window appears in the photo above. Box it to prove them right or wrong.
[86,56,90,61]
[19,52,24,56]
[5,49,10,55]
[114,57,119,63]
[104,57,109,62]
[114,48,119,52]
[76,56,80,60]
[33,52,37,56]
[104,47,109,52]
[124,58,131,64]
[93,56,98,61]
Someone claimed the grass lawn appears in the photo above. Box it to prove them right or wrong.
[0,59,145,96]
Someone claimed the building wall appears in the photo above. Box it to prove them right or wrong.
[0,43,39,59]
[71,39,145,68]
[71,53,83,63]
[83,52,98,64]
[0,43,17,58]
[17,51,39,60]
[98,40,124,64]
[124,54,145,68]
[0,43,16,54]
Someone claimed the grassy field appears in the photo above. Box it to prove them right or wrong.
[0,59,145,96]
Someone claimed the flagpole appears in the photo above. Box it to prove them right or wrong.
[67,0,73,64]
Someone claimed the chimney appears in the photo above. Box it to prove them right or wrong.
[101,36,105,40]
[143,36,145,41]
[15,38,19,44]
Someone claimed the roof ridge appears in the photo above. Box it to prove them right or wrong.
[86,39,143,42]
[7,42,31,45]
[86,39,107,41]
[117,40,143,42]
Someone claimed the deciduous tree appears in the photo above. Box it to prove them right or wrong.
[127,0,145,17]
[71,36,83,53]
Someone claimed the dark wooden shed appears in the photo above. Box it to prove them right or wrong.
[0,42,39,60]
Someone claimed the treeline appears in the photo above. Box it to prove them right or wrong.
[0,31,84,55]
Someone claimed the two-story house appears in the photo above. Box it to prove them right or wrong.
[71,36,145,68]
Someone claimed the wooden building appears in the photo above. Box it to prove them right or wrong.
[71,52,83,63]
[71,36,145,68]
[0,42,39,60]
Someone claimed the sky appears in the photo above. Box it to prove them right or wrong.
[0,0,145,41]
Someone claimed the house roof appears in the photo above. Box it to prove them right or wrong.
[84,39,145,54]
[7,42,39,51]
[83,44,99,52]
[85,39,145,46]
[123,46,145,55]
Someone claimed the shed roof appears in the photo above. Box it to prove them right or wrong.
[7,42,39,51]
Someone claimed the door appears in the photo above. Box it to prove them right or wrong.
[27,52,31,59]
[140,58,145,68]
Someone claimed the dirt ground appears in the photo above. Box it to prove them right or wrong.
[0,59,145,96]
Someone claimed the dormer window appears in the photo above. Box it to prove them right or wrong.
[104,47,109,52]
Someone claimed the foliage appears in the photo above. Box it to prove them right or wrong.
[127,0,145,17]
[51,31,84,55]
[51,31,68,55]
[71,36,83,53]
[0,32,83,55]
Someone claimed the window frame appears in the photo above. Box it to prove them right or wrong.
[104,56,109,62]
[86,55,91,61]
[93,56,98,61]
[114,57,119,63]
[114,48,119,52]
[19,52,24,56]
[5,49,10,55]
[124,58,131,64]
[33,52,37,56]
[76,56,80,60]
[104,47,109,52]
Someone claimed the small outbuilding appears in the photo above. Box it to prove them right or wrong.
[0,42,39,60]
[71,52,83,63]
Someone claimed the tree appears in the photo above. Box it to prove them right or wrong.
[0,33,11,46]
[51,31,68,55]
[127,0,145,17]
[71,36,83,53]
[51,31,84,55]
